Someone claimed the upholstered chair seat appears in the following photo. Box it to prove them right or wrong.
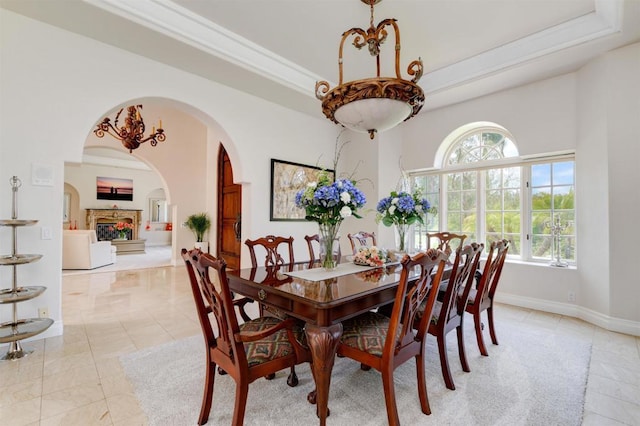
[241,317,306,367]
[340,311,393,357]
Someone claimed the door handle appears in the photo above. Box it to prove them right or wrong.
[233,214,241,241]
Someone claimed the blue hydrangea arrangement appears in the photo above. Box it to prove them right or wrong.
[295,170,366,269]
[376,191,431,227]
[295,171,366,225]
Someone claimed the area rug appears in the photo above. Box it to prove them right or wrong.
[120,319,591,425]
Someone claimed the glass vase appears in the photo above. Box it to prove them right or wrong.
[318,222,340,270]
[394,223,410,253]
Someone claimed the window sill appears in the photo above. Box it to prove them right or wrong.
[504,258,577,270]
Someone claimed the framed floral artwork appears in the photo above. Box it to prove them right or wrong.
[270,159,334,221]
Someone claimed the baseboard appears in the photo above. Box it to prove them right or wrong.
[497,293,640,336]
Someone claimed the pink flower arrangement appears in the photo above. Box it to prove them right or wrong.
[108,222,134,239]
[352,246,388,267]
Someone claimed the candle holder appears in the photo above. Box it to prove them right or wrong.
[545,216,572,267]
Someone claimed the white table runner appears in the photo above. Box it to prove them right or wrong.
[285,262,376,281]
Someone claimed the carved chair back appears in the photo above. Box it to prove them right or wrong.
[422,242,484,390]
[426,231,467,261]
[347,231,377,255]
[182,248,247,377]
[392,250,449,349]
[245,235,294,267]
[440,242,484,324]
[465,239,510,356]
[474,239,509,309]
[336,249,449,423]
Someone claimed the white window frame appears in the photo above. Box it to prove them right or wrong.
[409,126,575,265]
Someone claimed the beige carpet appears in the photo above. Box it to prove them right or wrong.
[121,319,591,425]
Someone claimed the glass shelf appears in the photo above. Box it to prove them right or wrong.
[0,219,38,227]
[0,318,54,344]
[0,254,43,265]
[0,286,47,304]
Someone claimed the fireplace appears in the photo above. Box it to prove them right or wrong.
[86,209,143,241]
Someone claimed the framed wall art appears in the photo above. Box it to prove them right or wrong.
[270,159,334,221]
[96,176,133,201]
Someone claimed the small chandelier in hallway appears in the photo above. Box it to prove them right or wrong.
[94,105,166,153]
[315,0,425,139]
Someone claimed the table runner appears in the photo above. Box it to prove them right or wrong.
[285,262,376,281]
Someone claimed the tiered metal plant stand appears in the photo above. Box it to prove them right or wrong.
[0,176,53,360]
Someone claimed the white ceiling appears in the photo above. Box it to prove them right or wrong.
[3,0,640,119]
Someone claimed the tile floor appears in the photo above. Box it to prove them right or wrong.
[1,264,639,425]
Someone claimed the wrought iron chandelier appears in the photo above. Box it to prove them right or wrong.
[315,0,425,139]
[93,105,166,153]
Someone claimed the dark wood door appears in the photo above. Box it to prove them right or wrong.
[217,145,242,270]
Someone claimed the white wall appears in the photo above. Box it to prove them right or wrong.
[402,73,577,172]
[600,43,640,322]
[576,54,610,316]
[0,9,338,335]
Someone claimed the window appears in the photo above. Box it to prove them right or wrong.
[411,125,576,264]
[413,175,439,249]
[530,162,576,262]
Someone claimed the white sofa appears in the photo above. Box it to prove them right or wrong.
[62,230,116,269]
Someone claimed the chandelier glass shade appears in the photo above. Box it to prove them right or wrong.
[93,105,165,153]
[315,0,425,139]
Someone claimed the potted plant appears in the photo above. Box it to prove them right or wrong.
[186,212,211,251]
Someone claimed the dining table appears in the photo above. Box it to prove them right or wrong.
[226,259,422,425]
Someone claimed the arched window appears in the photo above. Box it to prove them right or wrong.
[412,123,576,265]
[446,129,518,165]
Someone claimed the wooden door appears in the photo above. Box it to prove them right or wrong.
[217,145,242,270]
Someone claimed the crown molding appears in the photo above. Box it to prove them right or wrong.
[423,0,623,93]
[84,0,323,95]
[84,0,624,98]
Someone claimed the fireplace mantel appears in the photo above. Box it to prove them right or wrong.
[86,209,142,240]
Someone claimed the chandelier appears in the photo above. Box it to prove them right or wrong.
[93,105,166,153]
[315,0,425,139]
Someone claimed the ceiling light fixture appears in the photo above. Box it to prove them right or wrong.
[315,0,424,140]
[93,105,166,153]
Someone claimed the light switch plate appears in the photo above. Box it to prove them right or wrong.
[41,226,52,240]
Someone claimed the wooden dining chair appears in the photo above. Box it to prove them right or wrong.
[347,231,377,255]
[244,234,298,380]
[427,231,466,261]
[304,233,341,265]
[182,248,310,425]
[337,249,449,424]
[464,239,510,356]
[244,234,295,314]
[245,235,294,268]
[415,242,483,390]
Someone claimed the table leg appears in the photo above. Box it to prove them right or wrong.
[305,322,342,425]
